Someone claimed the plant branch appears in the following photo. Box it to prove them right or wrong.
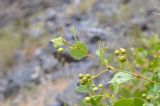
[63,39,160,86]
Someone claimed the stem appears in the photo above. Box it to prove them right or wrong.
[93,69,108,79]
[111,68,160,86]
[63,39,160,86]
[126,57,160,85]
[126,57,138,73]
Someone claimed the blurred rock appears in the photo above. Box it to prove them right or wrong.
[0,0,69,27]
[57,82,83,106]
[34,48,59,73]
[2,61,40,98]
[0,0,160,105]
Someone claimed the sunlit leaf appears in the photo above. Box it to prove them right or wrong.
[70,25,78,42]
[113,98,144,106]
[76,85,89,93]
[68,42,88,60]
[50,37,65,47]
[95,43,108,65]
[90,95,103,106]
[109,72,132,85]
[113,81,119,95]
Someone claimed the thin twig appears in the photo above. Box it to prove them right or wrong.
[63,39,160,86]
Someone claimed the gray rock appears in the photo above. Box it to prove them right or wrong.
[34,48,59,73]
[57,81,83,106]
[9,61,41,86]
[2,60,41,98]
[0,0,67,27]
[51,101,63,106]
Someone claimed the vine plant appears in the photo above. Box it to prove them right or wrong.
[51,27,160,106]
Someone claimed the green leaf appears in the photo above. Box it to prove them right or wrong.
[113,98,144,106]
[70,25,78,42]
[81,99,89,106]
[113,81,119,95]
[120,88,131,98]
[95,43,108,65]
[151,84,160,95]
[50,37,65,47]
[68,42,88,60]
[109,72,132,85]
[90,95,103,106]
[76,85,89,93]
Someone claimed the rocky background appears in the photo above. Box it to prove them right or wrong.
[0,0,160,106]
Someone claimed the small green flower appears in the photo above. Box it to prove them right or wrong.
[98,84,104,88]
[146,95,152,102]
[93,87,99,92]
[119,48,126,54]
[57,48,64,52]
[84,97,91,102]
[86,74,91,79]
[118,55,126,62]
[78,74,84,79]
[114,50,120,55]
[142,94,147,98]
[82,77,88,82]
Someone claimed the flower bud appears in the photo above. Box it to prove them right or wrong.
[142,94,147,98]
[84,97,91,102]
[118,55,126,62]
[114,50,120,55]
[57,47,64,52]
[93,87,99,92]
[98,84,103,88]
[78,74,84,79]
[120,48,126,54]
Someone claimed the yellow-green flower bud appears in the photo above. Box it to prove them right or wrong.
[120,48,126,54]
[98,84,103,88]
[57,48,64,52]
[119,55,126,62]
[84,97,91,102]
[114,50,120,55]
[93,87,98,92]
